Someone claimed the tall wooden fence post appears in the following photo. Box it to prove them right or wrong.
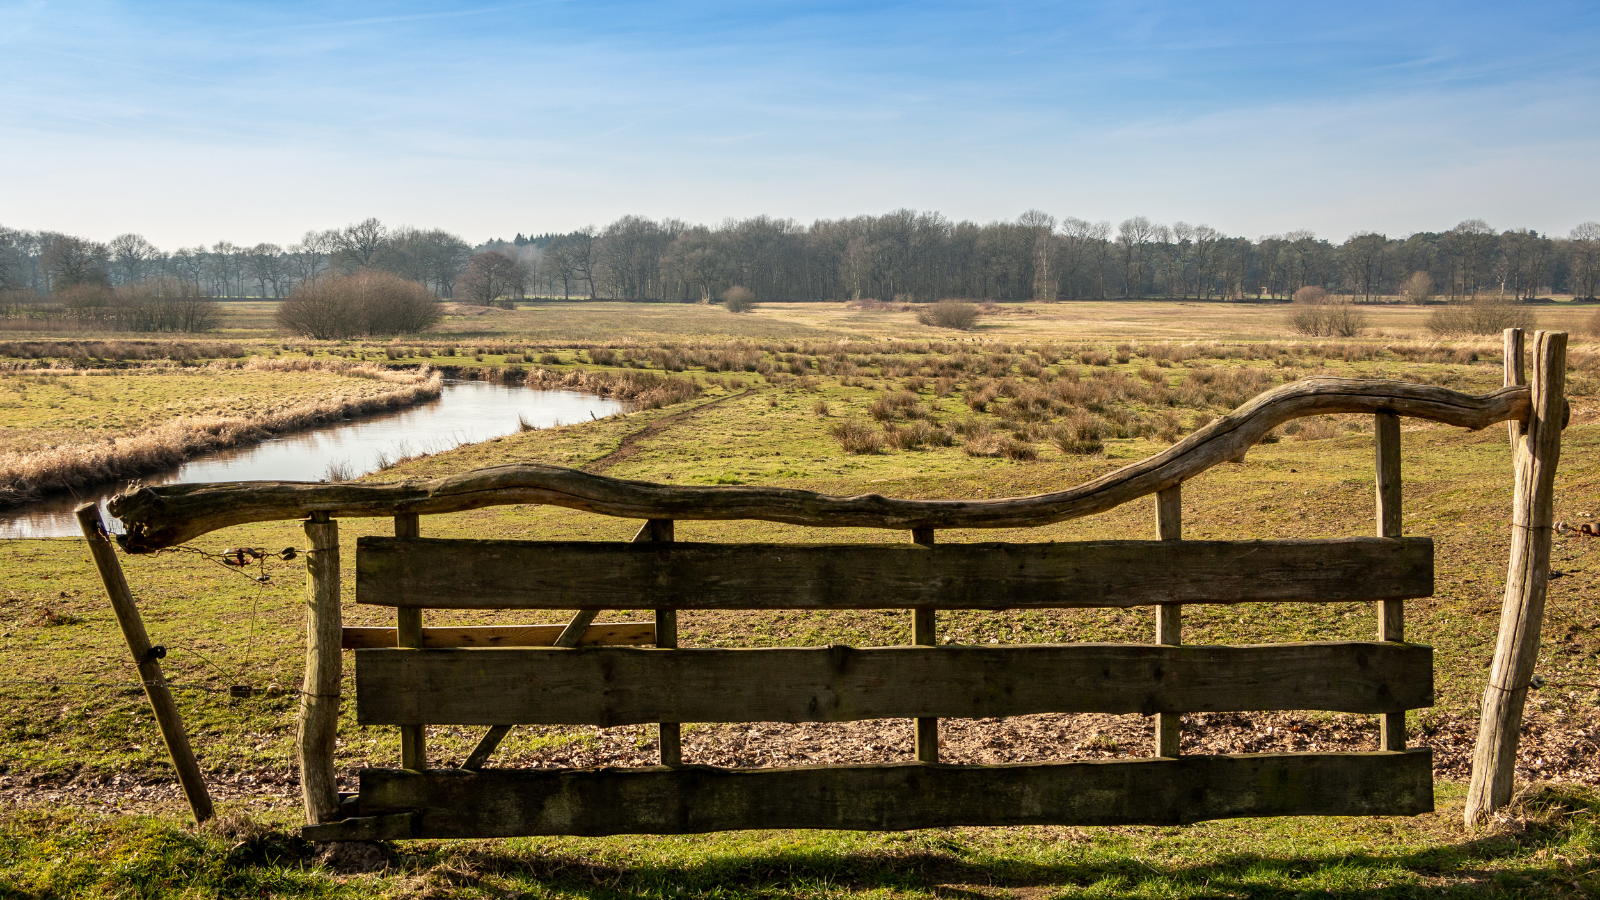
[911,526,938,763]
[76,503,214,825]
[1466,330,1565,825]
[1375,411,1406,751]
[299,511,342,824]
[395,512,426,771]
[647,519,682,767]
[1153,485,1182,757]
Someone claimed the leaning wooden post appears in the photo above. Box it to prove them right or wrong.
[1466,330,1566,825]
[1153,485,1182,758]
[298,510,342,824]
[911,525,938,763]
[394,512,426,771]
[1375,410,1406,751]
[76,503,214,825]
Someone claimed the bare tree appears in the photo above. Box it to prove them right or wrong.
[455,251,528,307]
[538,239,580,299]
[1116,216,1157,297]
[42,236,110,289]
[108,233,157,285]
[1570,222,1600,300]
[334,218,388,273]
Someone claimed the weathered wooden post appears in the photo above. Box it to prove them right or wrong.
[1466,330,1565,825]
[395,512,426,771]
[298,511,342,824]
[1505,327,1526,446]
[911,525,938,763]
[1375,410,1406,751]
[645,519,682,767]
[76,503,214,825]
[1153,485,1182,757]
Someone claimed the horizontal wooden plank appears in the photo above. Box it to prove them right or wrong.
[354,642,1433,726]
[340,622,655,650]
[355,537,1433,609]
[331,751,1434,837]
[111,378,1529,552]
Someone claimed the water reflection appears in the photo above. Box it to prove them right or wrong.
[1,381,626,539]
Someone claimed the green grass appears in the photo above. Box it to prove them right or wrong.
[5,303,1600,896]
[4,784,1599,897]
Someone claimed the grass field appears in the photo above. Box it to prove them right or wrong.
[4,300,1600,897]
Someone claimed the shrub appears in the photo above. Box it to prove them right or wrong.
[723,286,756,313]
[277,271,441,339]
[829,419,884,454]
[1427,296,1538,336]
[1289,290,1366,337]
[1402,271,1434,304]
[916,300,979,330]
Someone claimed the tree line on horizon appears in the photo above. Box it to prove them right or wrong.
[4,213,1599,317]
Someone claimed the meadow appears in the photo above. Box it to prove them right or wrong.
[3,298,1600,897]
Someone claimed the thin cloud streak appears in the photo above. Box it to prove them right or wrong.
[1,0,1596,245]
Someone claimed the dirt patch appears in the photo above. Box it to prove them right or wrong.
[4,709,1596,815]
[584,390,751,473]
[437,303,513,316]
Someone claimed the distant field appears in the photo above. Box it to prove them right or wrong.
[3,302,1599,897]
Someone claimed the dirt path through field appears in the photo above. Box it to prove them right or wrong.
[584,389,751,473]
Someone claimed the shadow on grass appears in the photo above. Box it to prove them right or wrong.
[378,786,1600,898]
[2,787,1595,899]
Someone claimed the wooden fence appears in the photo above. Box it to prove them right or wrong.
[84,329,1567,836]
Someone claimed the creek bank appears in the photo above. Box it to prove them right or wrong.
[0,364,442,508]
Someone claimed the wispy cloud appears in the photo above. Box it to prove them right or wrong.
[1,0,1596,244]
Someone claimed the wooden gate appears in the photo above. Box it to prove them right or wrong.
[92,330,1568,836]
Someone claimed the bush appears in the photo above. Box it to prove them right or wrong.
[1289,290,1366,337]
[1292,286,1327,305]
[723,286,756,313]
[916,300,980,330]
[114,278,219,332]
[1427,296,1537,337]
[829,419,884,454]
[1402,271,1434,304]
[277,271,441,340]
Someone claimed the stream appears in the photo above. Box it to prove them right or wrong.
[1,380,627,539]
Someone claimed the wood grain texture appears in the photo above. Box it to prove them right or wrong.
[1375,412,1406,752]
[354,642,1433,727]
[355,537,1434,610]
[394,513,427,771]
[911,526,938,763]
[76,503,214,825]
[1505,327,1527,445]
[1468,331,1566,824]
[109,378,1531,551]
[330,750,1434,837]
[341,623,656,649]
[1154,483,1183,758]
[297,513,343,823]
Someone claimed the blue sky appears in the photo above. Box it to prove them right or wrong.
[2,0,1597,246]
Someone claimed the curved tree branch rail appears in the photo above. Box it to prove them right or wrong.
[109,377,1532,552]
